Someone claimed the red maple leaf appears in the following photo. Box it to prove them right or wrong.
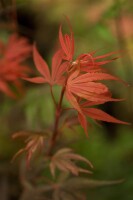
[0,34,32,98]
[24,45,68,86]
[65,70,125,112]
[64,69,128,136]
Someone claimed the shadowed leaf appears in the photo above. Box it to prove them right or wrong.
[63,177,124,190]
[50,148,93,177]
[12,130,48,167]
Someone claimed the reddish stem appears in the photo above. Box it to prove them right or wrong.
[50,86,57,107]
[48,86,66,155]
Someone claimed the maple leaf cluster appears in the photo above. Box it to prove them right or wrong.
[24,19,129,136]
[0,34,32,98]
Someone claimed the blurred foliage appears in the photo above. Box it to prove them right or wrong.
[0,0,133,199]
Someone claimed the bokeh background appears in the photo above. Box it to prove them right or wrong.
[0,0,133,199]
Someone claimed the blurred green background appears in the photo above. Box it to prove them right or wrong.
[0,0,133,199]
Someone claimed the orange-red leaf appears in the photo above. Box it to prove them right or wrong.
[26,46,67,86]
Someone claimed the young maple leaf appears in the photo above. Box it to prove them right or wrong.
[0,34,32,97]
[50,148,93,177]
[77,51,120,71]
[12,131,48,167]
[59,18,120,74]
[24,45,68,86]
[59,18,74,62]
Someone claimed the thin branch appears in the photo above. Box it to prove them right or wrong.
[47,86,66,156]
[50,86,57,107]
